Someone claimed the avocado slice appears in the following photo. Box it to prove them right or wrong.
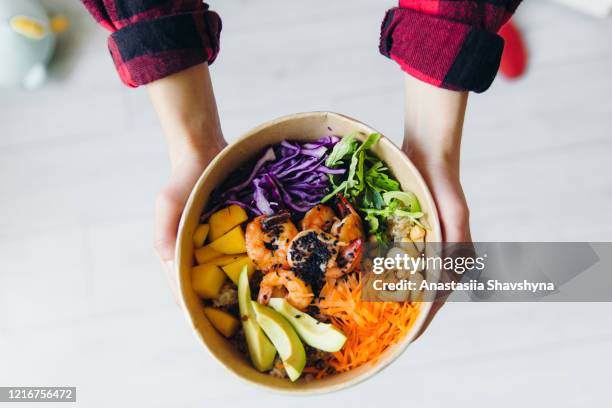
[268,298,347,352]
[251,301,306,382]
[237,267,276,372]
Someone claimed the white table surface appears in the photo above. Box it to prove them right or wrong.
[1,1,611,407]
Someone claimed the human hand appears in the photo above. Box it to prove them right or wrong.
[403,150,471,244]
[146,63,224,301]
[155,141,225,301]
[403,139,471,336]
[401,73,472,336]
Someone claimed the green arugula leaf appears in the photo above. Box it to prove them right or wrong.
[325,132,359,167]
[361,133,381,150]
[321,132,424,245]
[364,212,380,233]
[371,188,384,209]
[362,185,374,208]
[365,161,400,192]
[346,133,380,193]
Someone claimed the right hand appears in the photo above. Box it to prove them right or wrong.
[154,139,226,301]
[146,63,225,302]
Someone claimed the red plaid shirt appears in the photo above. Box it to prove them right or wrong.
[81,0,520,92]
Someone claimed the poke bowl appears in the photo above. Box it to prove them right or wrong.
[176,112,441,394]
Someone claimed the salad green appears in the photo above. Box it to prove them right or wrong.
[323,132,424,243]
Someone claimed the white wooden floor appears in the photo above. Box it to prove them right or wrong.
[1,1,611,407]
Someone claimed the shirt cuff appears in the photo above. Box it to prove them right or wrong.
[108,9,221,88]
[379,7,504,93]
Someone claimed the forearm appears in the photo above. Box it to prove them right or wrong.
[146,63,225,169]
[148,63,226,268]
[402,73,468,173]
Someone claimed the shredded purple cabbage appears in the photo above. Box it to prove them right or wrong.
[205,136,343,218]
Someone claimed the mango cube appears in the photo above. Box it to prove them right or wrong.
[192,263,226,299]
[204,307,240,338]
[192,224,210,248]
[222,256,256,285]
[208,205,248,242]
[208,226,246,255]
[194,245,222,264]
[203,255,243,267]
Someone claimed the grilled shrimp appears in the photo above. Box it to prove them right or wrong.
[330,194,364,243]
[328,195,364,278]
[288,229,363,281]
[257,269,314,311]
[287,229,338,273]
[325,238,363,279]
[301,204,338,232]
[288,195,365,280]
[245,212,298,272]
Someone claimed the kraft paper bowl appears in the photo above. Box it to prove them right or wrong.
[176,112,441,394]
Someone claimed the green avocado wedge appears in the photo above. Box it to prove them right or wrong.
[251,301,306,382]
[268,298,347,352]
[237,267,276,372]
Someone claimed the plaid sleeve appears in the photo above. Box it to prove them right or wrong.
[380,0,522,93]
[80,0,221,88]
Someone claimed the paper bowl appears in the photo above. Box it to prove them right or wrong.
[176,112,441,394]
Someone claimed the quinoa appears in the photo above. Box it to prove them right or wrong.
[212,282,238,308]
[268,356,287,379]
[387,215,414,242]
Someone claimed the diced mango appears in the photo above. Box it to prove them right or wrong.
[222,256,256,285]
[208,205,248,242]
[205,255,243,267]
[203,307,240,338]
[194,245,223,264]
[192,224,210,248]
[192,263,226,299]
[208,226,246,255]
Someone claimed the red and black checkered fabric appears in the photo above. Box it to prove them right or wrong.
[80,0,221,87]
[82,1,520,92]
[380,0,521,92]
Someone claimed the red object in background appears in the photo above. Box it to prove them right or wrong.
[499,20,528,79]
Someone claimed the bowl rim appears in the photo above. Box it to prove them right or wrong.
[175,111,441,394]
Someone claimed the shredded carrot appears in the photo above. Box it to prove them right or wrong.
[314,273,420,377]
